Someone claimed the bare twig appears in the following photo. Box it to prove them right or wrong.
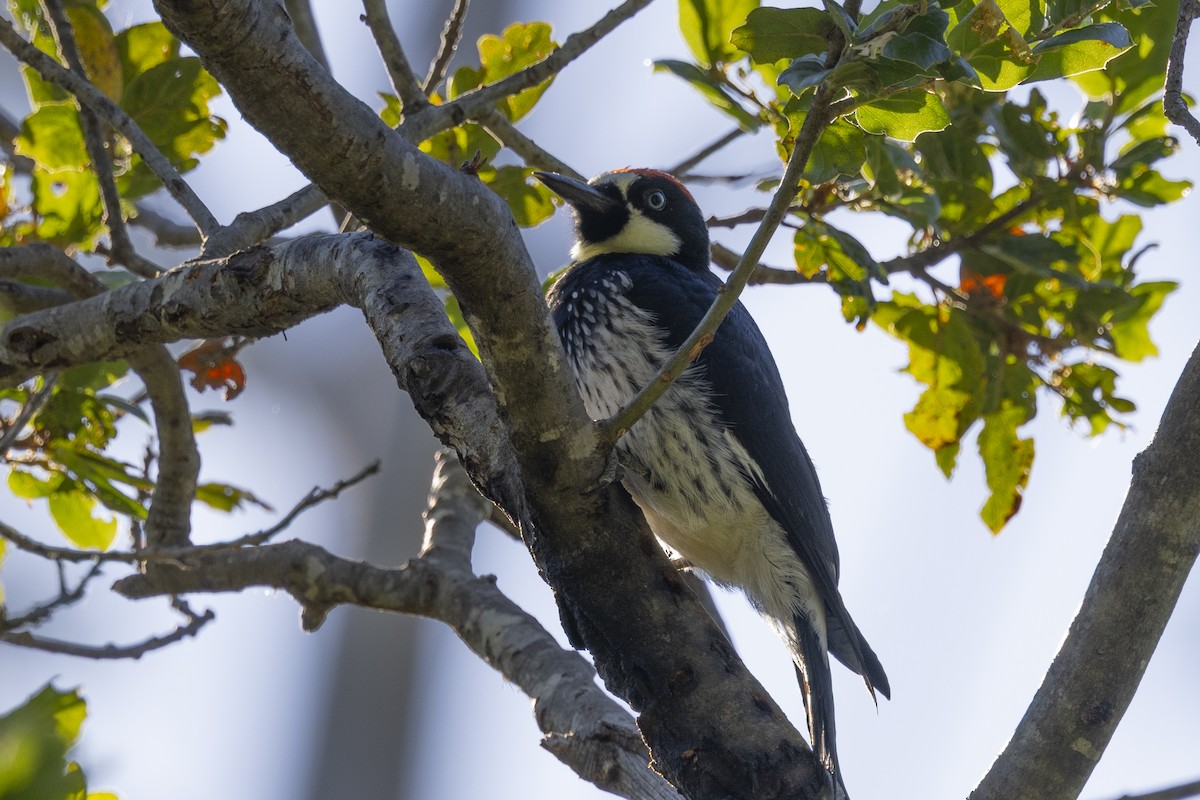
[228,460,381,547]
[0,461,381,564]
[1105,778,1200,800]
[0,371,58,455]
[710,241,823,285]
[476,109,582,179]
[42,0,161,278]
[0,602,214,659]
[668,126,747,177]
[0,561,102,631]
[0,16,218,234]
[423,0,470,95]
[604,85,839,441]
[1165,0,1200,146]
[362,0,428,113]
[405,0,656,141]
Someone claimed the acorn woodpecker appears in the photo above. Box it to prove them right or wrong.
[536,168,889,793]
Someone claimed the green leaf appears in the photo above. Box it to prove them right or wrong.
[880,31,954,70]
[1072,0,1177,112]
[115,21,179,82]
[482,165,556,227]
[1024,23,1133,82]
[0,684,90,800]
[874,297,985,456]
[1116,170,1192,207]
[15,104,87,171]
[29,167,104,247]
[195,482,272,513]
[474,22,558,121]
[120,58,226,172]
[854,90,950,141]
[653,60,762,129]
[8,469,64,500]
[802,117,866,182]
[1109,280,1177,361]
[65,5,122,101]
[978,407,1034,533]
[777,54,830,94]
[822,0,858,39]
[191,410,233,433]
[680,0,760,65]
[731,6,833,63]
[47,489,118,550]
[445,294,479,359]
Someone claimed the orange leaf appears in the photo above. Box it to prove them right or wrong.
[960,267,1007,299]
[178,339,247,400]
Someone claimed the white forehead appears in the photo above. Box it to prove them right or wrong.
[592,171,639,196]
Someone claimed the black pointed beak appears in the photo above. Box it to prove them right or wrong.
[534,171,621,215]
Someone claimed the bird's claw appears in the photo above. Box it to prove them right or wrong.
[583,449,625,495]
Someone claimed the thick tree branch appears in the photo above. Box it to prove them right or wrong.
[144,4,826,796]
[970,339,1200,800]
[110,450,676,799]
[0,233,521,513]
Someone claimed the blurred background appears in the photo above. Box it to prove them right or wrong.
[1,1,1198,798]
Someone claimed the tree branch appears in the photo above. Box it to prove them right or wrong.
[970,338,1200,800]
[401,0,657,142]
[1165,0,1200,146]
[0,600,214,659]
[362,0,428,113]
[142,3,827,795]
[423,0,469,95]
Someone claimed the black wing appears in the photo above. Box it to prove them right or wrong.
[625,257,889,698]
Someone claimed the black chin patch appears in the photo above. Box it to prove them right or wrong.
[576,193,629,245]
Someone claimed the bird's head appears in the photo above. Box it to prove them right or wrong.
[535,168,710,272]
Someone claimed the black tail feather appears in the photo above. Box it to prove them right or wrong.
[793,614,849,799]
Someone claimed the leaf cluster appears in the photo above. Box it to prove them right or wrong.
[3,0,226,248]
[666,0,1186,530]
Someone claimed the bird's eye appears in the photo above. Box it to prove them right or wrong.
[645,190,667,211]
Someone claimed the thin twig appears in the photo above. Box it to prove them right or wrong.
[42,0,161,278]
[362,0,428,113]
[0,16,219,234]
[0,604,214,659]
[668,127,748,177]
[1106,778,1200,800]
[603,85,839,441]
[476,108,582,179]
[1165,0,1200,146]
[0,561,102,631]
[405,0,655,142]
[0,371,58,455]
[710,241,823,285]
[0,461,382,563]
[423,0,470,94]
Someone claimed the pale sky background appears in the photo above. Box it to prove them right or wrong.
[1,1,1198,799]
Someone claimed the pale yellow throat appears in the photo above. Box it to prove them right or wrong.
[571,211,682,262]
